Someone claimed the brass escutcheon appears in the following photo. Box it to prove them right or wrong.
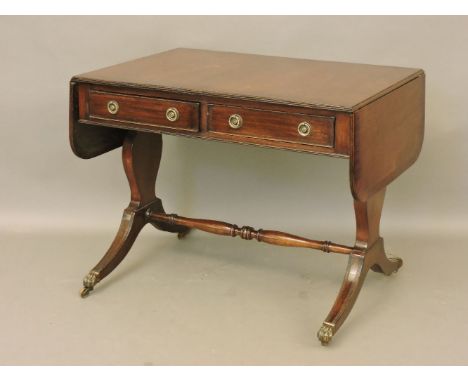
[107,100,119,115]
[228,114,243,129]
[297,121,311,137]
[166,107,180,122]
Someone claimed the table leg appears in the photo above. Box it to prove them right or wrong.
[317,188,403,345]
[80,131,188,297]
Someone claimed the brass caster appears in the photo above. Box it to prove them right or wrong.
[177,229,191,239]
[317,322,335,345]
[80,286,93,298]
[389,256,403,273]
[80,270,99,298]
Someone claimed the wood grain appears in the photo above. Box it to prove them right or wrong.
[69,82,125,159]
[208,104,335,148]
[72,82,350,157]
[351,74,425,201]
[88,89,200,132]
[147,211,354,255]
[73,48,422,111]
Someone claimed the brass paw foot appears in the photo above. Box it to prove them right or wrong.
[80,270,99,298]
[317,322,335,345]
[388,256,403,273]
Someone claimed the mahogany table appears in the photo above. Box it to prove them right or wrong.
[69,48,425,345]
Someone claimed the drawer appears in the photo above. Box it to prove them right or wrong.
[208,105,335,148]
[87,90,199,131]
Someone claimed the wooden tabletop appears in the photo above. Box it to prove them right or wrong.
[74,48,422,112]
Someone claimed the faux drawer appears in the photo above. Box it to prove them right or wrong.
[87,90,199,131]
[208,105,335,148]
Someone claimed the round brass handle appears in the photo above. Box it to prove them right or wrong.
[228,114,243,129]
[297,122,312,137]
[107,100,119,115]
[166,107,180,122]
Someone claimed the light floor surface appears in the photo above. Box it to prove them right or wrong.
[1,228,467,365]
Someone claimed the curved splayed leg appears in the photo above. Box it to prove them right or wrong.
[317,188,403,345]
[81,132,164,297]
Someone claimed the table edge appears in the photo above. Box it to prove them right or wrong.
[70,70,424,113]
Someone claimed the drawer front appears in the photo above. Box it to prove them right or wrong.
[87,90,199,131]
[208,105,335,148]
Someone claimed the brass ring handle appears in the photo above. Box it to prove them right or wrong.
[107,100,119,115]
[228,114,243,129]
[166,107,180,122]
[297,121,312,137]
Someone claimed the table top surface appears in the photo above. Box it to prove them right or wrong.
[74,48,422,111]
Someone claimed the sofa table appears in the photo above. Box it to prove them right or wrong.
[69,48,425,345]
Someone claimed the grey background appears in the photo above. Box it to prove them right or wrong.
[1,16,467,365]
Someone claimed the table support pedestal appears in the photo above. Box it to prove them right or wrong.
[79,131,188,297]
[79,131,403,345]
[317,189,403,344]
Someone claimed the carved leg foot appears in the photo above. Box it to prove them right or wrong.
[80,131,166,297]
[80,287,93,298]
[317,252,369,345]
[317,188,403,345]
[370,240,403,275]
[317,322,335,346]
[79,206,147,297]
[80,270,99,297]
[177,229,191,239]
